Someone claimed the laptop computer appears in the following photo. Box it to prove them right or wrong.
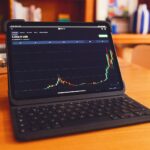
[6,21,150,141]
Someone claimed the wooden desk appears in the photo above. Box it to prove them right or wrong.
[0,60,150,150]
[112,34,150,44]
[0,67,7,75]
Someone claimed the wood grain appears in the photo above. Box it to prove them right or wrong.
[85,0,94,22]
[0,67,7,75]
[0,60,150,149]
[112,34,150,44]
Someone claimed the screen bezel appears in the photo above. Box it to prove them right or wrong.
[6,21,125,106]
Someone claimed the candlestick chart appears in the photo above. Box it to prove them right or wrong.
[44,48,114,90]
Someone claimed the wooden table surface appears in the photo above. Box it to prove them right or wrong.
[112,34,150,44]
[0,60,150,150]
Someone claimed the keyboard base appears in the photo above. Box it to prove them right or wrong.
[12,114,150,141]
[10,95,150,141]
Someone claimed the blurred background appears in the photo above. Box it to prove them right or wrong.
[0,0,150,72]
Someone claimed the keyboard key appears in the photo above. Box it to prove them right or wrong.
[19,129,26,133]
[51,121,62,128]
[62,116,110,127]
[109,114,120,120]
[14,96,150,134]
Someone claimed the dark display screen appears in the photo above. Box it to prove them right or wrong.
[8,24,123,100]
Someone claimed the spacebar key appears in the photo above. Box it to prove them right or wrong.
[62,116,111,127]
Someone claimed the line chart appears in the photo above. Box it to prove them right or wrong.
[44,48,114,90]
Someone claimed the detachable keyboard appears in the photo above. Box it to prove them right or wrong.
[12,96,150,141]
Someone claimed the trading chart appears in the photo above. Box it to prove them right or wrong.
[44,48,114,91]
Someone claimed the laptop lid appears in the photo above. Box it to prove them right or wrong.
[7,21,124,105]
